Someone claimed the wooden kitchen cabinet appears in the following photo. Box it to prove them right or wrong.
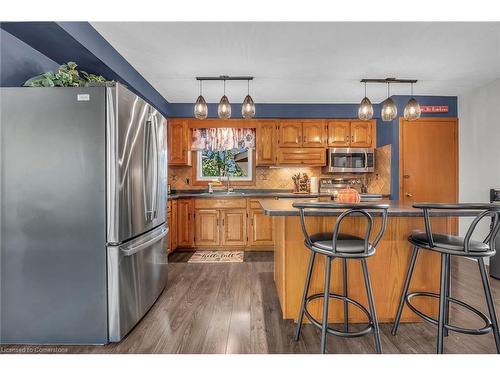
[169,199,178,252]
[350,121,373,148]
[248,209,274,247]
[327,121,351,147]
[278,120,326,148]
[194,209,220,247]
[221,209,247,246]
[277,148,326,166]
[256,121,277,166]
[278,121,302,147]
[301,120,326,147]
[327,120,375,148]
[177,199,194,247]
[168,119,191,165]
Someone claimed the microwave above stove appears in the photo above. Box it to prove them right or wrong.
[323,148,375,173]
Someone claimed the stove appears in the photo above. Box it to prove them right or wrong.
[319,177,363,195]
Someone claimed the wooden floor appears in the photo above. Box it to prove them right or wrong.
[2,251,500,354]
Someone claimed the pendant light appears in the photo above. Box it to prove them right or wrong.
[218,80,231,119]
[358,82,373,120]
[403,82,421,121]
[194,80,208,119]
[242,79,256,119]
[381,83,397,121]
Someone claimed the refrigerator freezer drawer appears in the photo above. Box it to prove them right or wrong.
[107,224,169,342]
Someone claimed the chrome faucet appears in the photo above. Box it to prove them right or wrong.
[226,175,233,193]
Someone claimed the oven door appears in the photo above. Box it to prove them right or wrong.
[327,148,374,173]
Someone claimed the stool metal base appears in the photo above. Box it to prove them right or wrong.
[303,293,374,339]
[406,291,493,335]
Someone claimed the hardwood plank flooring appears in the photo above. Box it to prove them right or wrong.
[1,251,499,354]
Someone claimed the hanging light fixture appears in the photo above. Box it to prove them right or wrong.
[403,82,421,121]
[381,82,398,121]
[218,79,231,119]
[194,80,208,119]
[242,79,256,119]
[358,81,373,120]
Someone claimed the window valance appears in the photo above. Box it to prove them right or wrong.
[191,128,256,151]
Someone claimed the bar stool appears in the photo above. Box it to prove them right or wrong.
[292,202,389,354]
[391,203,500,354]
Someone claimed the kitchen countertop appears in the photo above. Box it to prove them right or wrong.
[168,189,386,200]
[257,198,486,217]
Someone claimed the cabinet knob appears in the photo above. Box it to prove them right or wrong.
[405,192,413,197]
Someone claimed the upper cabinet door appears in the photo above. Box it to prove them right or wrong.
[256,122,277,165]
[350,121,373,148]
[327,121,351,147]
[302,120,326,148]
[278,121,302,147]
[168,119,191,165]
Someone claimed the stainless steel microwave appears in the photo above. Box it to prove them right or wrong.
[323,148,375,173]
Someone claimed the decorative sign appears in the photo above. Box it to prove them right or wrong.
[420,105,448,113]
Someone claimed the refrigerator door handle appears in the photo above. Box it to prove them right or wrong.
[119,227,168,257]
[152,115,160,219]
[143,110,156,221]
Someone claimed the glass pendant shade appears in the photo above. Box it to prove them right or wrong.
[403,98,421,121]
[242,94,256,119]
[218,95,231,119]
[358,97,374,120]
[381,97,397,121]
[194,95,208,119]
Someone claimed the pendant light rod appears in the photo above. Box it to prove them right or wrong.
[196,75,254,81]
[361,78,417,84]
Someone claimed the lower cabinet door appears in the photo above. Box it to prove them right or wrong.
[195,209,220,247]
[249,209,274,247]
[221,209,247,246]
[177,199,194,247]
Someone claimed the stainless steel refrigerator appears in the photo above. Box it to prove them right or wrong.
[0,83,169,344]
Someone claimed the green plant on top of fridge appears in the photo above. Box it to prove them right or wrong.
[23,61,113,87]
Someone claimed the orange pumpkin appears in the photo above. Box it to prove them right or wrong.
[337,188,361,203]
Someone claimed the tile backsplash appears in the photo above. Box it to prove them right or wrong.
[169,146,391,194]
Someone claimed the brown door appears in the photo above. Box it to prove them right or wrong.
[221,209,247,246]
[177,199,194,247]
[194,209,220,246]
[278,121,302,147]
[327,121,350,147]
[277,148,326,166]
[171,199,178,251]
[248,209,274,247]
[168,119,191,165]
[400,118,458,205]
[256,122,277,165]
[302,120,326,147]
[350,121,373,148]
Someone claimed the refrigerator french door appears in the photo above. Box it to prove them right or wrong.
[105,84,168,342]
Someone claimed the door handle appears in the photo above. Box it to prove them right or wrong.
[405,192,413,197]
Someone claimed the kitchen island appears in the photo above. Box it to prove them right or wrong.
[259,198,463,324]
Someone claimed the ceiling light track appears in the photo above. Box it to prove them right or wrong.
[358,77,421,122]
[194,75,256,120]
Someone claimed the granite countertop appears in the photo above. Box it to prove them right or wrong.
[168,189,387,200]
[257,198,486,217]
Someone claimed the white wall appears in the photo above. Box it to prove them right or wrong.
[458,78,500,256]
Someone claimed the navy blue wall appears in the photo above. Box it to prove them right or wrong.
[0,22,170,117]
[0,28,59,86]
[167,102,383,119]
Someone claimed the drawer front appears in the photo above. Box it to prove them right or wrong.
[248,199,263,209]
[195,198,247,209]
[277,148,326,166]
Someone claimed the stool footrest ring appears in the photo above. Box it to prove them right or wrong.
[405,291,493,335]
[304,292,374,338]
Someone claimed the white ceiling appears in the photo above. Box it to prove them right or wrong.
[91,22,500,103]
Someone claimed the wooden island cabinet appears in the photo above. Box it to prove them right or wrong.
[259,198,461,324]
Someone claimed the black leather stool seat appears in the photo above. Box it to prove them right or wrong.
[307,232,374,257]
[409,230,494,257]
